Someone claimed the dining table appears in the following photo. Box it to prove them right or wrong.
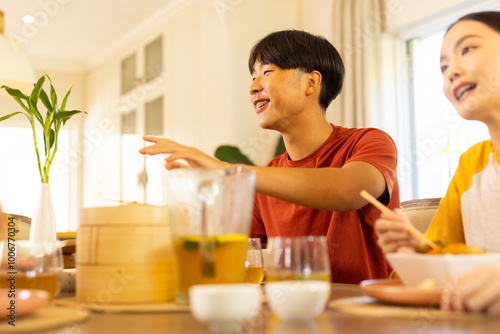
[26,283,498,334]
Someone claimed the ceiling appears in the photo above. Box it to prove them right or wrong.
[0,0,181,72]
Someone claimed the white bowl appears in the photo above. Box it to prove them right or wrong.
[265,281,331,323]
[386,252,500,289]
[189,284,261,332]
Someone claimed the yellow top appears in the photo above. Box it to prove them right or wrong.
[425,140,500,252]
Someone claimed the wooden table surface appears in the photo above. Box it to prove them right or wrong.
[40,283,500,334]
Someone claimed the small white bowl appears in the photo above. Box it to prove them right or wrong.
[189,284,262,332]
[265,281,331,323]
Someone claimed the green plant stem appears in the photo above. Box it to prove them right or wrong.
[28,116,45,183]
[42,137,51,183]
[45,128,59,184]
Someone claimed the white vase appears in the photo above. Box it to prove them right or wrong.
[29,183,57,242]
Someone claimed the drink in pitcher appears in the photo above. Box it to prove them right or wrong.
[164,167,256,304]
[173,234,248,302]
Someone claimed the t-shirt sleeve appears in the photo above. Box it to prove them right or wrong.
[250,194,267,244]
[346,129,398,205]
[425,151,469,243]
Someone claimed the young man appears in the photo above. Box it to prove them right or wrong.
[140,30,400,284]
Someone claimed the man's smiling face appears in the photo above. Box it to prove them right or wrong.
[249,61,308,131]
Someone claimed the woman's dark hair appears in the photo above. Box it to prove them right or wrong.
[248,30,344,111]
[447,11,500,34]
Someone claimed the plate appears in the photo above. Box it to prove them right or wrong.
[360,279,441,307]
[1,289,49,319]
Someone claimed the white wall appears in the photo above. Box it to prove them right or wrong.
[385,0,500,35]
[82,0,301,207]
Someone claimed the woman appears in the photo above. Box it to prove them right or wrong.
[375,11,500,315]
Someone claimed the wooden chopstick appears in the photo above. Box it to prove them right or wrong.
[360,190,437,249]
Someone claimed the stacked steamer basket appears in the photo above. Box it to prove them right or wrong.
[77,204,175,303]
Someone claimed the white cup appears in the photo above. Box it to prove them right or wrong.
[189,284,262,332]
[265,281,331,323]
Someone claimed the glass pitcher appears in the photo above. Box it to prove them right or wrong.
[164,166,255,304]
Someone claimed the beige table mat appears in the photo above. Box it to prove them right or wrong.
[0,306,90,333]
[55,297,190,313]
[328,296,497,321]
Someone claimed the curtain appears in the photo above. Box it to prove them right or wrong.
[329,0,397,133]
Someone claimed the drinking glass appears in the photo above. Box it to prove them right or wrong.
[266,236,331,282]
[0,240,63,300]
[165,167,256,304]
[244,238,264,285]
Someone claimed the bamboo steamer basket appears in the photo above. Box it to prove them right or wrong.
[77,204,175,303]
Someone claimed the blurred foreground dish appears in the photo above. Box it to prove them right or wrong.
[418,242,486,255]
[386,251,500,289]
[427,242,485,254]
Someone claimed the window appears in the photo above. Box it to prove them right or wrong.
[145,36,163,83]
[118,35,165,205]
[119,100,164,205]
[144,97,164,204]
[403,31,489,200]
[120,110,144,203]
[121,53,137,95]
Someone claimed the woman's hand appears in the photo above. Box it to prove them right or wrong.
[441,266,500,315]
[139,136,230,170]
[374,209,417,253]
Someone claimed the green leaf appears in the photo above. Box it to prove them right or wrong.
[53,110,84,120]
[47,75,57,108]
[48,129,55,150]
[39,89,52,111]
[214,145,255,165]
[274,136,286,156]
[0,112,23,122]
[28,98,44,125]
[54,110,86,125]
[60,87,72,112]
[0,86,29,101]
[43,111,54,148]
[12,96,30,113]
[30,75,46,104]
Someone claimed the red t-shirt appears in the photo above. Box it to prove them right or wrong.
[251,125,400,284]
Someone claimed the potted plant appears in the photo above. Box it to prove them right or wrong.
[0,74,86,241]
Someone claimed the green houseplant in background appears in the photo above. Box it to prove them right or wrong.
[0,74,86,241]
[215,136,286,165]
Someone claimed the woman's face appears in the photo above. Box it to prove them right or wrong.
[440,20,500,123]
